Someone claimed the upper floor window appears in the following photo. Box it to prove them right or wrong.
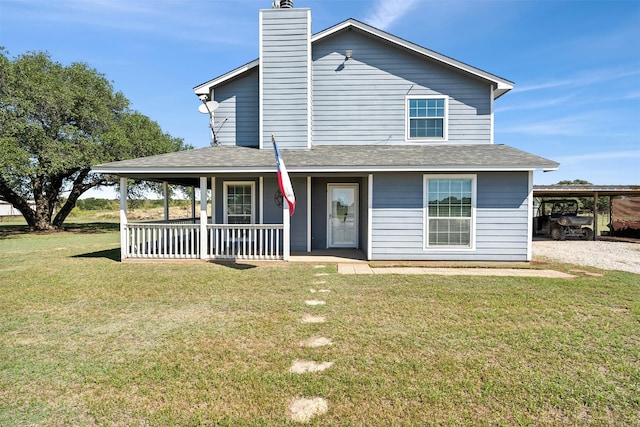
[224,182,255,224]
[407,96,448,141]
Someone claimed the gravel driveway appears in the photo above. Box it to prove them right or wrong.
[533,239,640,274]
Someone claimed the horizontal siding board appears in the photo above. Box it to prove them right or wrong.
[312,31,490,146]
[261,9,310,149]
[369,172,531,261]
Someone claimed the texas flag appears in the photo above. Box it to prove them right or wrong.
[272,136,296,215]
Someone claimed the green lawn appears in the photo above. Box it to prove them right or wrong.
[0,225,638,426]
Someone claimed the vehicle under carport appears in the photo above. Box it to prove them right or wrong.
[533,185,640,241]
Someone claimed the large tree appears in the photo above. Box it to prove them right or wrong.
[0,49,189,230]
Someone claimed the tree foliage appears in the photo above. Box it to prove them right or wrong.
[0,49,190,230]
[552,179,608,213]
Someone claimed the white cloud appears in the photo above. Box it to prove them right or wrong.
[514,68,640,94]
[363,0,419,30]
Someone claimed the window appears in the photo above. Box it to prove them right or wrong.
[407,96,448,140]
[224,182,255,224]
[424,175,475,249]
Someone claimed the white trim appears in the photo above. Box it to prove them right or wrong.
[223,181,256,225]
[526,171,534,261]
[194,20,512,100]
[327,183,360,249]
[258,11,264,150]
[423,174,477,251]
[312,19,514,98]
[306,9,313,149]
[199,177,208,259]
[119,177,128,261]
[367,174,373,261]
[93,165,556,175]
[283,202,290,261]
[193,60,259,95]
[405,95,449,142]
[211,177,216,224]
[490,86,495,144]
[307,176,312,252]
[259,176,264,224]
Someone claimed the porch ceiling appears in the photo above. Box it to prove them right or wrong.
[93,144,558,183]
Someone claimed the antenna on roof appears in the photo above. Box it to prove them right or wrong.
[197,95,222,146]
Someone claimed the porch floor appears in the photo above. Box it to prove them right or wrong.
[290,249,367,263]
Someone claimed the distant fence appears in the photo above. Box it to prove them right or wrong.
[0,201,36,219]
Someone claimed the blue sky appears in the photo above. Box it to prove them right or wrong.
[1,0,639,188]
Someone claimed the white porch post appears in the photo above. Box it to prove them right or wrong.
[259,177,264,224]
[526,171,534,261]
[283,203,290,261]
[163,181,169,221]
[200,177,207,259]
[367,173,373,261]
[119,177,128,261]
[307,176,311,253]
[210,177,216,224]
[191,187,196,220]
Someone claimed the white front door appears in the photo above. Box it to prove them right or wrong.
[327,184,359,248]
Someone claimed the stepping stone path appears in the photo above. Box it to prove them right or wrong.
[287,264,334,423]
[299,336,333,348]
[288,397,329,423]
[289,360,334,374]
[300,314,326,324]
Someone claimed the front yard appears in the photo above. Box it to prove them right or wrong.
[0,225,638,425]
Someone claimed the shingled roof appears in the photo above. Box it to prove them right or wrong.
[93,144,558,176]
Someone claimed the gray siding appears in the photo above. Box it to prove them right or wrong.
[312,31,492,145]
[371,172,530,261]
[213,69,259,147]
[261,9,310,149]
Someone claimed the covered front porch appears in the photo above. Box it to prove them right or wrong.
[116,174,371,262]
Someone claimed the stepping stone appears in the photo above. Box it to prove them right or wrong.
[288,397,328,423]
[314,265,326,269]
[289,359,334,374]
[300,337,333,348]
[318,289,331,293]
[301,314,326,324]
[313,280,326,285]
[310,288,317,293]
[305,300,326,306]
[315,272,329,277]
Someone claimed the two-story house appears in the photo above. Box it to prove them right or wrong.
[93,2,558,262]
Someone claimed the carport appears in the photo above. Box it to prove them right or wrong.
[533,185,640,240]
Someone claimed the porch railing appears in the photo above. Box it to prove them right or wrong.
[125,223,200,259]
[124,222,283,260]
[207,224,283,260]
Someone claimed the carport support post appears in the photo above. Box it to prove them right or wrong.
[200,177,208,259]
[119,177,128,261]
[593,191,599,240]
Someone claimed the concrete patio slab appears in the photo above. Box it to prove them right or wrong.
[337,264,576,278]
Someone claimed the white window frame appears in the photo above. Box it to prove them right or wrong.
[406,95,449,141]
[423,174,476,251]
[223,181,255,225]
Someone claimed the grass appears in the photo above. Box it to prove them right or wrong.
[0,224,639,426]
